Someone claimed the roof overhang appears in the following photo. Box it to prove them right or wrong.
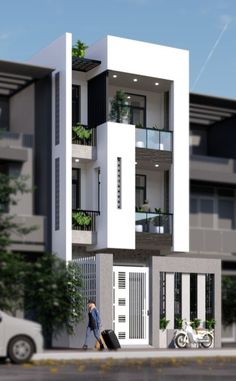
[72,57,101,72]
[0,60,54,97]
[190,93,236,126]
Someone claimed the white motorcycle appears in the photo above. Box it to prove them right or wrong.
[174,320,214,349]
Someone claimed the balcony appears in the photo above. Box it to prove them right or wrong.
[136,127,172,151]
[72,209,99,245]
[0,131,33,162]
[135,211,173,250]
[72,124,96,161]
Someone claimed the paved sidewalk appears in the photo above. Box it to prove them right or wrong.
[33,347,236,361]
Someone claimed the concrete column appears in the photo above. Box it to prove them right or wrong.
[166,273,174,329]
[197,274,206,324]
[182,274,190,321]
[149,256,159,348]
[96,253,113,330]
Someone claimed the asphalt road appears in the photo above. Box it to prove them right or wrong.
[1,357,236,381]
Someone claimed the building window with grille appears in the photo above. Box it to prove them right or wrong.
[125,93,146,127]
[190,273,198,321]
[205,274,215,321]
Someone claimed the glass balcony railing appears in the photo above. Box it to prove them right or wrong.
[72,124,96,146]
[135,127,172,151]
[135,211,173,234]
[72,209,100,231]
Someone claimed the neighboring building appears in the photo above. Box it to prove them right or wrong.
[0,34,221,348]
[190,93,236,345]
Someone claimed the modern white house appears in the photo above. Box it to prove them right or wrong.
[0,33,221,348]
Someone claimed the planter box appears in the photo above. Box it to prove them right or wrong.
[150,225,164,234]
[136,141,145,148]
[159,330,167,348]
[135,224,143,232]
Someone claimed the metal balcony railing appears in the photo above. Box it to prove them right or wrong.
[72,124,96,146]
[135,127,172,151]
[135,211,173,234]
[72,209,100,231]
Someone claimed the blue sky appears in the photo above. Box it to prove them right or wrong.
[1,0,236,99]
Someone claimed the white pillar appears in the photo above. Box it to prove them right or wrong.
[182,274,190,321]
[166,273,174,329]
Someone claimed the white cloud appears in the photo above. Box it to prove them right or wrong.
[219,14,233,28]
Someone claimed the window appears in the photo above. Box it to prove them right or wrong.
[72,85,80,126]
[136,175,146,208]
[160,272,166,319]
[0,96,9,131]
[72,168,80,210]
[218,199,234,229]
[126,93,146,127]
[205,274,214,321]
[190,273,197,321]
[117,158,122,209]
[174,273,182,328]
[97,168,101,212]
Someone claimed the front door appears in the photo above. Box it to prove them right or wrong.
[113,266,149,345]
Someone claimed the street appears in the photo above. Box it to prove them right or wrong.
[1,357,236,381]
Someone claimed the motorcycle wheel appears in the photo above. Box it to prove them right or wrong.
[175,333,187,348]
[201,334,213,348]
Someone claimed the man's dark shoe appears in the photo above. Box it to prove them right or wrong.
[82,345,88,350]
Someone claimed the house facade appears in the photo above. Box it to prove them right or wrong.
[0,33,221,348]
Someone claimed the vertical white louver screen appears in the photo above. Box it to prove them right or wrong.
[73,256,96,311]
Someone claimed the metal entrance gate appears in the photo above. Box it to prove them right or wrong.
[113,266,149,345]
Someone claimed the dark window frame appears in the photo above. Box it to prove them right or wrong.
[72,85,81,126]
[190,273,198,321]
[136,174,147,207]
[160,272,166,319]
[125,92,146,127]
[72,168,81,210]
[174,272,182,328]
[0,95,9,131]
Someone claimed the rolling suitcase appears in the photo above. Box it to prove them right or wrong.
[101,329,121,350]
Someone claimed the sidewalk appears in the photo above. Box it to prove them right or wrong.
[33,347,236,361]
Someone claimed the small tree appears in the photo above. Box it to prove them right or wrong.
[24,253,84,347]
[72,39,88,58]
[0,172,34,251]
[109,90,130,123]
[0,251,28,316]
[222,275,236,326]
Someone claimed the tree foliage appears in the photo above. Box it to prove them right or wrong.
[72,39,88,58]
[109,90,130,123]
[222,275,236,326]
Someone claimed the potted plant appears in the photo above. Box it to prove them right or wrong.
[175,317,184,329]
[109,90,130,123]
[151,208,164,234]
[205,319,216,330]
[190,318,201,330]
[72,123,92,145]
[159,317,170,348]
[72,211,92,231]
[72,39,88,58]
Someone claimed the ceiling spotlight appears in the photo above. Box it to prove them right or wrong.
[127,96,131,99]
[135,162,137,165]
[155,82,159,86]
[155,163,159,167]
[133,78,138,82]
[75,158,80,163]
[113,74,117,78]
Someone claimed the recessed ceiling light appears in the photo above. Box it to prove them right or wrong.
[155,164,159,167]
[113,74,117,78]
[127,96,131,99]
[155,82,159,86]
[133,78,138,82]
[135,162,137,165]
[75,158,80,163]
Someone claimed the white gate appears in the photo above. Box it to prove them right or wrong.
[113,266,149,345]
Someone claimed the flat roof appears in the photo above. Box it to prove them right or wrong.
[0,60,54,97]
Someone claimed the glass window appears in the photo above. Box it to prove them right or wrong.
[0,96,9,130]
[190,198,198,227]
[218,199,234,229]
[126,93,146,127]
[200,199,214,228]
[72,85,80,126]
[72,168,80,210]
[136,174,146,208]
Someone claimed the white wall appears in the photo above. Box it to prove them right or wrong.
[92,121,135,250]
[88,35,189,253]
[28,33,72,261]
